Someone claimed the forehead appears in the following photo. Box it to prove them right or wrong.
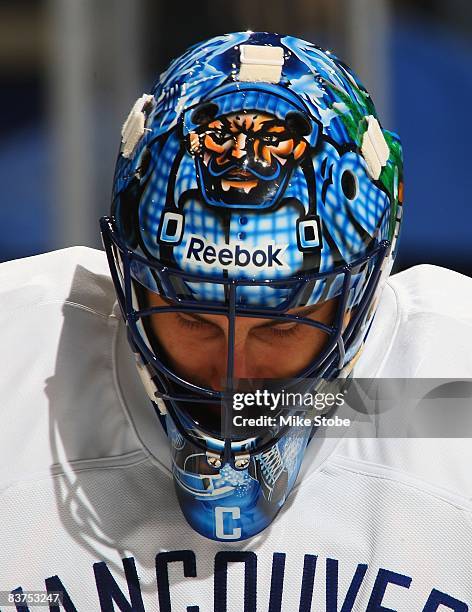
[150,292,333,323]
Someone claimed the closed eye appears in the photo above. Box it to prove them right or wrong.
[176,313,219,332]
[176,312,301,341]
[253,321,301,340]
[266,324,299,337]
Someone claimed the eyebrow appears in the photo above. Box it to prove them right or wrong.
[180,303,325,329]
[255,304,325,328]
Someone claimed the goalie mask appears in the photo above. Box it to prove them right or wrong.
[101,31,403,541]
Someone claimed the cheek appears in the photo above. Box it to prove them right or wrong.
[249,326,332,377]
[203,135,225,154]
[203,143,232,166]
[149,314,225,380]
[260,141,294,164]
[283,328,331,374]
[148,314,192,365]
[272,139,295,157]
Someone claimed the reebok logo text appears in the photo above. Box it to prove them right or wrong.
[185,236,288,271]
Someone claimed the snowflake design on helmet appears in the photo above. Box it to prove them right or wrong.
[281,431,307,475]
[215,465,252,498]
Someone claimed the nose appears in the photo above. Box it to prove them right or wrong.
[231,133,247,159]
[207,330,259,390]
[232,342,253,381]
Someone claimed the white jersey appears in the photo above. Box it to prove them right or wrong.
[0,246,471,611]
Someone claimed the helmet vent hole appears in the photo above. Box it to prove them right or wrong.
[304,225,316,241]
[341,170,357,200]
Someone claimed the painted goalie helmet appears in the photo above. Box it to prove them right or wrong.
[101,32,403,541]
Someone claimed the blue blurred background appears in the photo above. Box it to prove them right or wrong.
[1,0,471,276]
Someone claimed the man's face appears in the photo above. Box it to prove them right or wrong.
[189,111,308,208]
[146,293,341,390]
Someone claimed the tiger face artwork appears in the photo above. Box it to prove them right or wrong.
[188,109,311,209]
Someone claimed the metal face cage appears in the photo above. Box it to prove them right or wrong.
[101,216,390,463]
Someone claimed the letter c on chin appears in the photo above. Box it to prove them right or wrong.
[215,507,242,540]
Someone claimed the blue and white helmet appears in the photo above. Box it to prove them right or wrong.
[101,31,403,541]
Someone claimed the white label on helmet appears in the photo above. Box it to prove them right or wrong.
[184,235,289,272]
[239,45,284,83]
[361,116,390,180]
[121,94,154,158]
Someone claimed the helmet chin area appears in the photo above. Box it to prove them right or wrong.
[165,408,314,541]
